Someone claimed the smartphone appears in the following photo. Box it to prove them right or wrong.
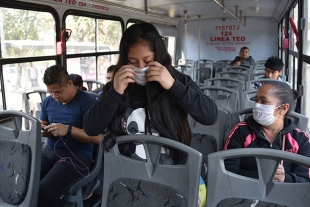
[41,127,47,131]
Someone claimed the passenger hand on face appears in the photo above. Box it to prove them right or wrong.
[233,61,241,66]
[113,64,136,94]
[44,123,70,137]
[146,61,175,90]
[274,164,285,182]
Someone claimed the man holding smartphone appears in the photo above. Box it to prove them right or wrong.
[38,65,102,207]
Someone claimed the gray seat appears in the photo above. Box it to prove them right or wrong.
[206,148,310,207]
[102,134,202,207]
[22,89,48,120]
[215,60,231,69]
[62,141,103,207]
[196,67,212,85]
[255,60,267,68]
[253,66,265,73]
[197,59,214,69]
[216,71,250,83]
[225,66,253,74]
[245,78,287,91]
[178,59,195,67]
[83,80,104,92]
[200,86,239,112]
[250,72,286,81]
[240,90,257,109]
[229,108,309,133]
[0,110,41,207]
[204,77,244,103]
[189,107,230,151]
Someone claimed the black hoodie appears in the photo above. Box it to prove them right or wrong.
[224,115,310,183]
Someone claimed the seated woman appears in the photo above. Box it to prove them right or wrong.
[224,81,310,183]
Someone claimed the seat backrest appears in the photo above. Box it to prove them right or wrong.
[217,71,250,83]
[83,80,104,92]
[250,72,287,81]
[197,59,214,69]
[0,110,41,207]
[204,77,244,100]
[206,148,310,207]
[215,60,231,69]
[102,135,202,207]
[201,86,239,112]
[245,78,287,91]
[229,108,309,133]
[22,90,49,129]
[189,107,230,151]
[190,133,217,183]
[178,59,195,67]
[240,64,254,69]
[255,60,266,68]
[62,141,103,207]
[240,90,257,109]
[196,67,212,85]
[225,66,253,74]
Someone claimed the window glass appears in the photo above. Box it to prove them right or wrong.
[97,19,122,52]
[305,0,310,56]
[0,7,55,58]
[66,15,96,54]
[3,61,55,110]
[303,62,310,130]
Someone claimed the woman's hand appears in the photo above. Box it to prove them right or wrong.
[146,61,175,90]
[113,65,136,94]
[274,164,285,182]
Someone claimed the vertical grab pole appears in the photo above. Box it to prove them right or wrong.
[184,10,188,75]
[197,15,201,84]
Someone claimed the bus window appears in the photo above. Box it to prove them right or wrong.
[0,7,56,58]
[3,61,55,111]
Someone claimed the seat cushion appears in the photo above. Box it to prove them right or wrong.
[0,140,31,205]
[107,177,185,207]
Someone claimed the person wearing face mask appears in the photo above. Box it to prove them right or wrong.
[224,81,310,184]
[84,22,217,206]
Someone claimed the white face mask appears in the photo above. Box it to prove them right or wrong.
[133,66,149,86]
[253,103,282,126]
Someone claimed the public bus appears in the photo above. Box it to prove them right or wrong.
[0,0,310,206]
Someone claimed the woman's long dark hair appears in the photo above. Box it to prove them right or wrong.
[102,23,192,160]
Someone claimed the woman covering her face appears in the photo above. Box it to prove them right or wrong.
[83,22,218,163]
[224,81,310,183]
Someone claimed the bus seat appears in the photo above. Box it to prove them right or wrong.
[240,90,257,109]
[196,59,214,70]
[245,78,288,91]
[102,134,202,207]
[190,133,217,184]
[215,60,231,69]
[178,59,195,68]
[229,108,309,135]
[195,67,212,86]
[250,72,286,81]
[83,80,104,92]
[240,64,254,69]
[0,110,41,207]
[189,107,230,151]
[225,66,253,74]
[204,78,244,103]
[62,141,103,207]
[22,89,49,129]
[201,86,239,112]
[216,71,250,83]
[255,60,267,68]
[253,66,265,73]
[206,148,310,207]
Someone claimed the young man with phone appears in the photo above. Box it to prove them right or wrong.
[38,65,101,207]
